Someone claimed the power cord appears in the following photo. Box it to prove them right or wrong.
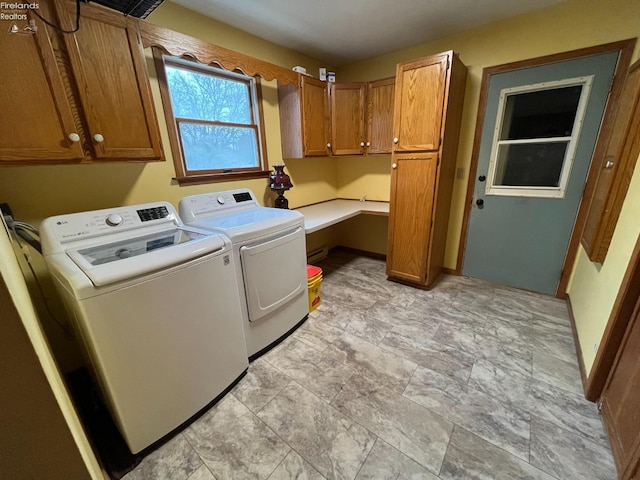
[31,0,81,34]
[3,213,74,338]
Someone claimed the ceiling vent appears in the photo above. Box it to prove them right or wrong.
[89,0,165,19]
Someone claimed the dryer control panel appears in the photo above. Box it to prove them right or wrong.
[179,189,260,221]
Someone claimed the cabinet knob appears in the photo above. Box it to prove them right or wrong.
[605,160,615,169]
[360,141,365,147]
[393,137,399,144]
[392,163,397,169]
[366,142,371,147]
[93,133,105,143]
[326,143,331,149]
[68,133,80,143]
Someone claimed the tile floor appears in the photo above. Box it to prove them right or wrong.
[122,251,617,480]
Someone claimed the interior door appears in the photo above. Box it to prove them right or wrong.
[600,295,640,479]
[463,52,619,294]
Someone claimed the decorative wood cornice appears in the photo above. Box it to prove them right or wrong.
[138,20,298,84]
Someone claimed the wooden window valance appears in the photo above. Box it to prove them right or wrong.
[138,20,298,85]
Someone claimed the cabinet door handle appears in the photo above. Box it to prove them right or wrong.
[366,142,371,147]
[392,163,397,169]
[393,137,399,144]
[326,143,331,150]
[68,133,80,143]
[360,141,365,147]
[93,133,105,143]
[605,160,615,169]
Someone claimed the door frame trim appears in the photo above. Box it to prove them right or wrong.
[455,39,636,298]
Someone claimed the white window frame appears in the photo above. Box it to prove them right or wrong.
[485,76,593,199]
[153,52,269,185]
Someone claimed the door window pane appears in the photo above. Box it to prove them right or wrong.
[499,86,582,140]
[486,76,592,198]
[495,142,568,187]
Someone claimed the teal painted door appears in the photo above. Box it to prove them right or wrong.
[463,52,619,294]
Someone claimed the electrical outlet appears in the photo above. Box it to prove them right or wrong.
[593,342,599,353]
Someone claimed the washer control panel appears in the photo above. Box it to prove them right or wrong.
[43,202,178,244]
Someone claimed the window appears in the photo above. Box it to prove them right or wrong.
[154,54,269,184]
[486,76,593,198]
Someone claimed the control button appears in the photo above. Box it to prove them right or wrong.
[106,213,123,226]
[217,196,226,205]
[115,248,131,259]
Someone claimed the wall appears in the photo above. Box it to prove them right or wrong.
[336,0,640,268]
[0,223,103,479]
[567,154,640,373]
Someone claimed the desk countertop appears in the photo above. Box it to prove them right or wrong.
[296,199,389,234]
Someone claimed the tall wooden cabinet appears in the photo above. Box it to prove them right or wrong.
[387,51,467,288]
[278,75,330,157]
[0,0,162,165]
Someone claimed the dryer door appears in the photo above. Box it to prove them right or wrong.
[240,227,306,323]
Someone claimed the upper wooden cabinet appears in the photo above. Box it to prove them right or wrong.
[0,1,162,165]
[278,75,330,158]
[582,59,640,263]
[367,77,395,154]
[278,76,394,158]
[387,51,467,288]
[393,54,449,152]
[330,83,366,155]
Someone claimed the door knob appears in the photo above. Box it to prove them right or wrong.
[478,175,486,182]
[392,163,398,169]
[605,160,614,169]
[476,199,484,207]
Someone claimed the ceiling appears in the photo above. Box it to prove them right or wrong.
[170,0,567,66]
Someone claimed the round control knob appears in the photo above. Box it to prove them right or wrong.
[106,213,123,226]
[116,248,131,259]
[217,196,226,205]
[68,133,80,143]
[93,133,104,143]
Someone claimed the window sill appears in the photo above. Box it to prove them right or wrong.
[173,170,271,186]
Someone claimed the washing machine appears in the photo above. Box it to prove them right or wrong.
[40,202,248,454]
[179,188,309,360]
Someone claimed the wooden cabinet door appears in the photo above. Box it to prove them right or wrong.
[0,7,83,164]
[393,54,449,152]
[58,1,162,160]
[582,60,640,263]
[301,76,330,156]
[367,77,395,154]
[386,152,438,283]
[601,296,640,480]
[330,83,366,155]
